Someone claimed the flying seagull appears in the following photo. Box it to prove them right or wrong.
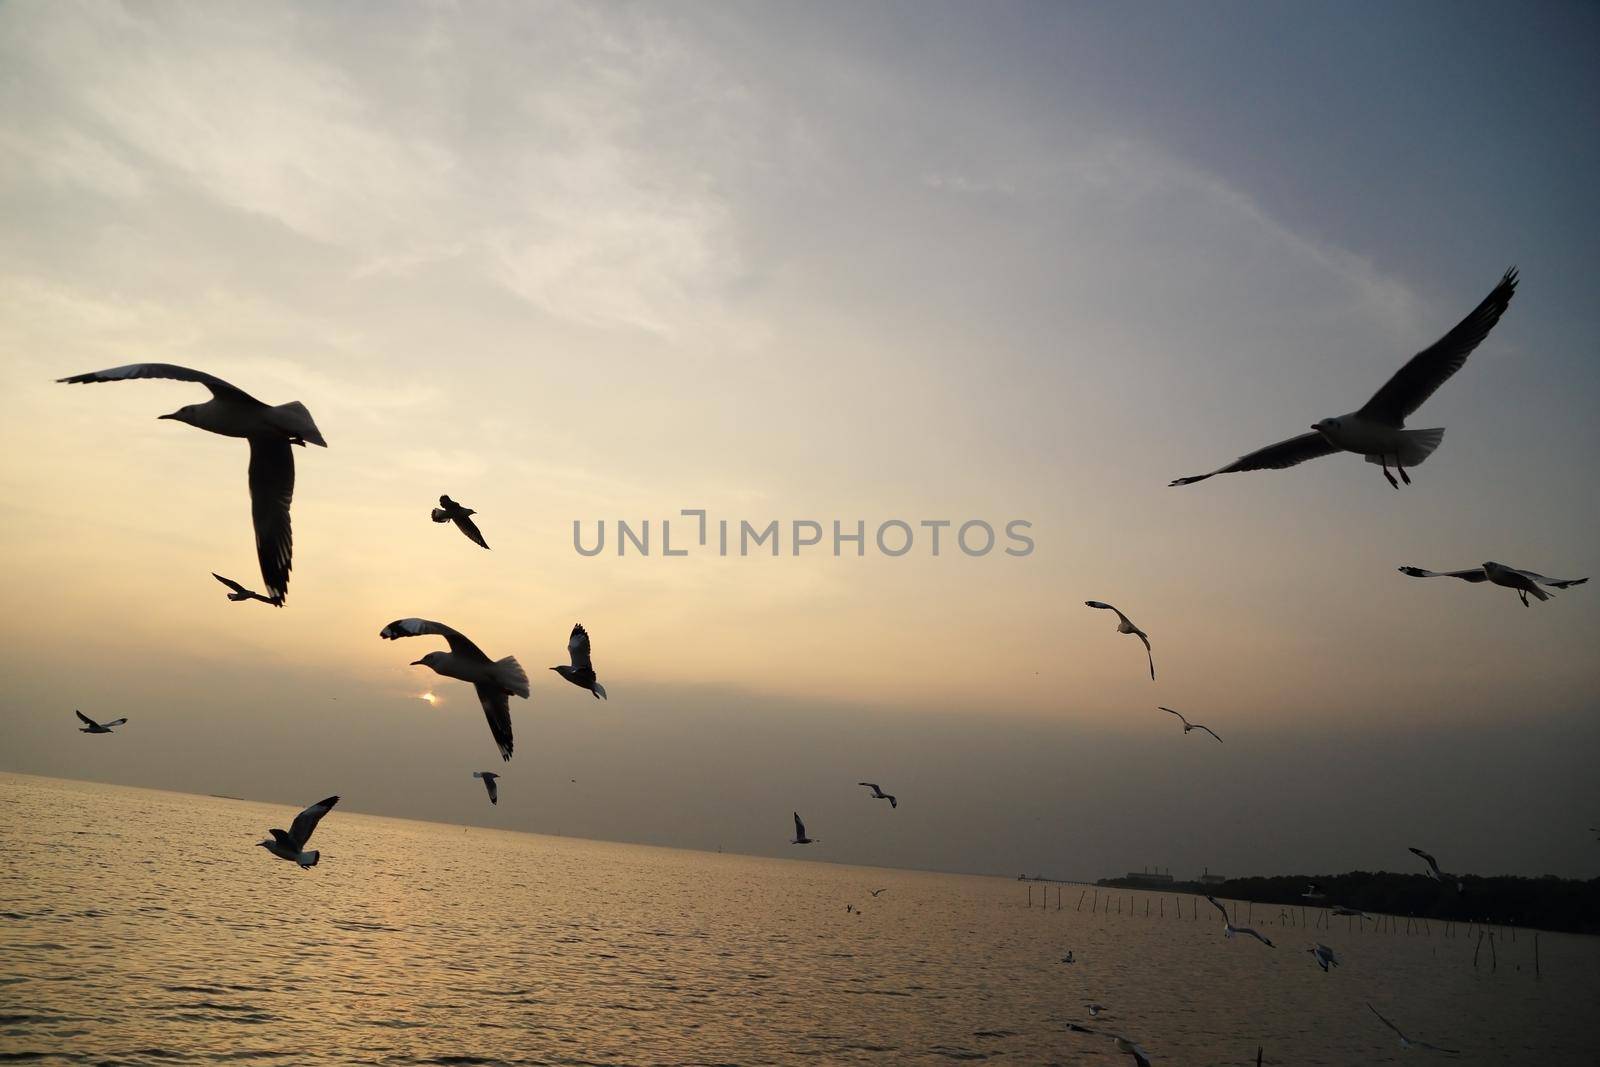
[1171,268,1518,490]
[1159,707,1221,742]
[1408,847,1463,891]
[1367,1003,1460,1055]
[791,811,817,845]
[551,623,607,699]
[379,618,529,761]
[212,572,278,606]
[1399,562,1588,607]
[859,782,898,808]
[58,363,327,603]
[473,771,500,805]
[869,888,888,897]
[1085,601,1155,680]
[432,495,489,550]
[1331,904,1372,919]
[1086,1002,1105,1016]
[1302,883,1326,900]
[1308,943,1340,972]
[75,709,127,734]
[1065,1025,1151,1067]
[1206,895,1275,947]
[256,795,339,868]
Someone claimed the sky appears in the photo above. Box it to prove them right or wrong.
[1,0,1597,882]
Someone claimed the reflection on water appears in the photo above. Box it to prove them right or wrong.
[1,774,1595,1065]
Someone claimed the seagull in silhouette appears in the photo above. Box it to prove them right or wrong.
[473,771,500,805]
[75,710,126,734]
[380,618,529,761]
[1367,1003,1460,1055]
[859,782,898,808]
[211,572,279,606]
[551,623,606,699]
[1066,1026,1151,1067]
[1085,601,1155,679]
[1408,847,1463,891]
[1159,707,1221,742]
[1308,943,1340,972]
[1059,951,1075,965]
[58,363,327,603]
[791,811,817,845]
[431,495,489,550]
[257,795,339,868]
[1206,895,1275,947]
[1171,268,1518,490]
[869,888,888,897]
[1399,562,1588,606]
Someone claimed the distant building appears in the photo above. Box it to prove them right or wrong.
[1124,866,1175,886]
[1197,866,1225,885]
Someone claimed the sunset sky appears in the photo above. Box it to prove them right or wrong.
[2,1,1597,882]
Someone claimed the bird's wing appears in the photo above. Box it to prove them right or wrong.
[379,618,490,661]
[211,573,249,595]
[247,438,295,605]
[1205,895,1230,921]
[1415,1039,1461,1055]
[567,624,593,670]
[1358,267,1519,426]
[102,718,128,728]
[1243,927,1274,947]
[452,514,490,550]
[288,795,339,849]
[1138,632,1155,680]
[793,812,806,838]
[1409,847,1443,877]
[1170,431,1341,486]
[1514,569,1588,589]
[1084,601,1131,627]
[859,782,881,794]
[472,682,515,762]
[430,508,450,523]
[56,363,262,404]
[1367,1004,1405,1039]
[1398,566,1489,583]
[1197,725,1223,743]
[887,795,897,808]
[1159,707,1189,726]
[75,710,97,727]
[484,777,498,804]
[269,828,297,850]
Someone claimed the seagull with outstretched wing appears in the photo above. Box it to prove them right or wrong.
[431,495,489,550]
[1308,943,1340,972]
[1206,895,1275,947]
[1368,1003,1460,1055]
[257,795,339,868]
[1159,707,1222,742]
[551,623,606,699]
[791,811,817,845]
[380,618,528,761]
[1086,601,1155,680]
[1400,562,1587,607]
[472,771,500,805]
[75,709,127,734]
[859,782,898,808]
[1408,847,1463,892]
[212,572,279,606]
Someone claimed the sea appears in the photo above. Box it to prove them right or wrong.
[2,773,1596,1065]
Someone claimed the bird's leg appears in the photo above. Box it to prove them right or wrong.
[1398,462,1411,485]
[1381,458,1399,490]
[1518,589,1529,608]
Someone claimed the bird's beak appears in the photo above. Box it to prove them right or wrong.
[158,411,179,420]
[409,659,425,667]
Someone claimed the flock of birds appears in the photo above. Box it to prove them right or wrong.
[54,265,1589,1062]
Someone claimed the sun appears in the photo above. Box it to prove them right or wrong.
[418,691,440,707]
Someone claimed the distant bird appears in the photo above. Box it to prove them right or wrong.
[859,782,898,808]
[1060,951,1075,965]
[1308,943,1340,972]
[1067,1026,1150,1067]
[1367,1003,1460,1055]
[58,363,327,603]
[1159,707,1221,742]
[1302,883,1326,900]
[75,709,126,734]
[431,495,489,550]
[1206,895,1275,947]
[869,888,888,897]
[1398,562,1588,607]
[379,618,529,761]
[1171,268,1518,490]
[1409,847,1463,892]
[551,623,606,699]
[211,572,278,606]
[473,771,500,805]
[256,795,339,868]
[1085,601,1155,680]
[845,903,855,914]
[1331,905,1372,920]
[791,811,817,845]
[1086,1002,1105,1016]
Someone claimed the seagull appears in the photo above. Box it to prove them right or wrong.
[1085,601,1155,680]
[1399,562,1588,607]
[859,782,898,808]
[1066,1026,1151,1067]
[473,771,500,805]
[1206,895,1275,947]
[1331,904,1372,919]
[431,495,489,550]
[869,888,888,897]
[256,795,339,868]
[1086,1002,1105,1016]
[58,363,327,603]
[1060,951,1075,965]
[1171,268,1518,490]
[1159,707,1221,742]
[1408,847,1463,892]
[75,709,127,734]
[211,572,279,606]
[379,618,529,761]
[1302,883,1326,900]
[791,811,817,845]
[551,623,606,699]
[1308,943,1340,972]
[1367,1003,1460,1055]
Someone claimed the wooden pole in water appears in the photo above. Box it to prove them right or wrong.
[1027,885,1032,908]
[1077,890,1085,912]
[1489,931,1497,972]
[1256,1046,1262,1067]
[1474,930,1484,968]
[1534,933,1541,978]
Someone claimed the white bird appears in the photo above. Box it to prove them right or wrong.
[473,771,500,805]
[211,572,278,606]
[75,709,127,734]
[1171,268,1518,490]
[1368,1003,1460,1055]
[1086,1002,1105,1016]
[1085,601,1155,680]
[256,795,339,868]
[791,811,817,845]
[551,623,606,699]
[1408,847,1463,892]
[1331,904,1372,920]
[58,363,326,603]
[1399,562,1587,607]
[1206,895,1275,947]
[432,495,489,550]
[859,782,898,808]
[379,618,529,761]
[1308,943,1340,972]
[1159,707,1221,742]
[1302,883,1326,900]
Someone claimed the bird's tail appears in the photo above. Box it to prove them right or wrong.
[298,850,320,868]
[592,681,607,700]
[1365,427,1443,467]
[493,656,530,699]
[267,401,327,447]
